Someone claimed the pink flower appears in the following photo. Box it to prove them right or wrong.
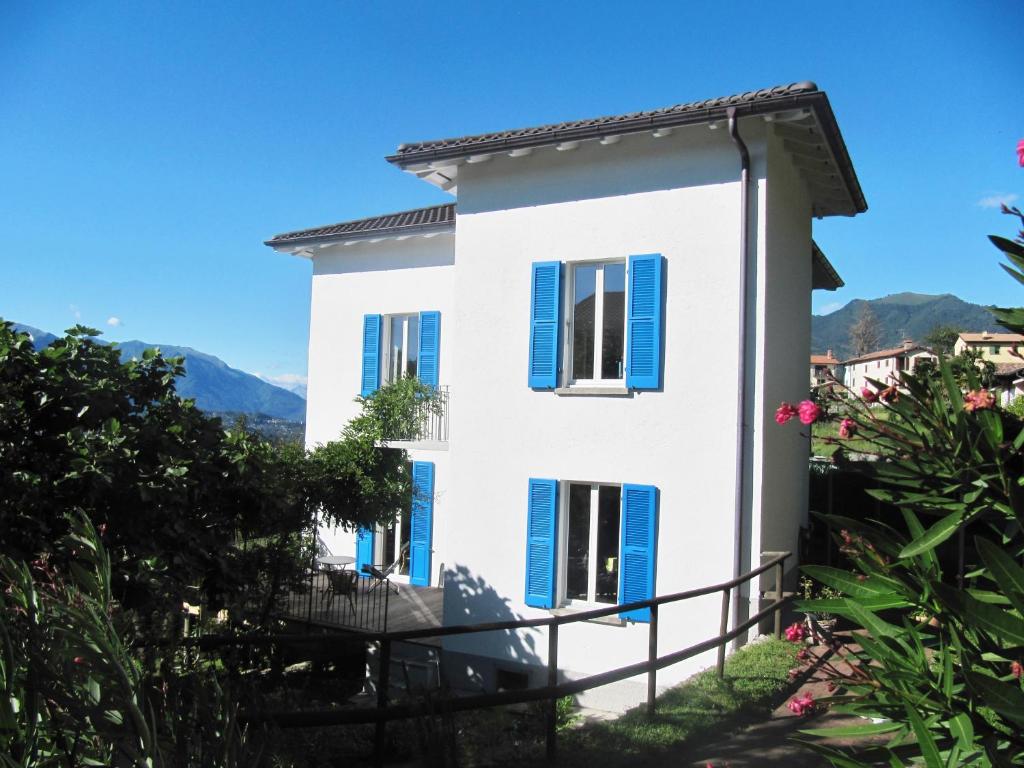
[784,622,807,642]
[796,648,809,661]
[838,418,856,439]
[73,656,85,665]
[964,389,995,413]
[787,692,816,716]
[1018,139,1024,168]
[797,400,821,425]
[1013,661,1023,680]
[861,387,877,403]
[879,385,899,404]
[775,402,798,424]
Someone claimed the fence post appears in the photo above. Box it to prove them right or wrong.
[374,638,391,768]
[716,588,731,677]
[546,622,559,762]
[774,558,784,640]
[647,603,658,715]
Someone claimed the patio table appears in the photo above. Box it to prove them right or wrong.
[317,555,356,570]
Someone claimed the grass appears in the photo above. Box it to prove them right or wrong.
[555,636,800,766]
[811,406,891,458]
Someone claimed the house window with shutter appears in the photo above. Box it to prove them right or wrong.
[525,477,657,622]
[528,254,663,392]
[361,311,441,396]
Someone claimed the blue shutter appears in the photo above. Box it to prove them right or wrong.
[528,262,562,389]
[525,478,559,608]
[625,254,664,390]
[361,314,382,396]
[619,484,658,622]
[409,461,435,587]
[418,311,441,388]
[355,526,375,578]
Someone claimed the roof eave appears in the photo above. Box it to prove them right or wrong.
[264,221,455,251]
[387,90,867,217]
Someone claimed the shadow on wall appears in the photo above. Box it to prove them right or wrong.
[441,565,544,691]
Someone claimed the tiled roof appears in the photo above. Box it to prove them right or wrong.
[811,354,839,365]
[843,345,932,365]
[994,362,1024,376]
[811,241,843,290]
[959,332,1024,343]
[265,203,454,247]
[386,82,866,218]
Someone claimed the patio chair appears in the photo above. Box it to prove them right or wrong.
[363,542,408,595]
[325,569,358,614]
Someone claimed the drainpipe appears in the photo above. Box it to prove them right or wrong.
[726,106,751,646]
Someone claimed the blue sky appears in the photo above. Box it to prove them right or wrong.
[2,2,1021,385]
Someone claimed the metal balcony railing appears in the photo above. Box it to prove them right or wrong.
[386,385,449,443]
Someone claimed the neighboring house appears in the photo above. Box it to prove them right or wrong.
[266,82,866,710]
[842,340,935,393]
[953,331,1024,365]
[810,349,841,389]
[954,332,1024,406]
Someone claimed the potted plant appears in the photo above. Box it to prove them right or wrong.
[798,576,841,638]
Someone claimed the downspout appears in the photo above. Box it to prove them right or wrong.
[726,106,751,645]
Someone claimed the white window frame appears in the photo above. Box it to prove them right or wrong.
[375,514,410,582]
[557,480,621,608]
[562,260,627,387]
[380,312,419,385]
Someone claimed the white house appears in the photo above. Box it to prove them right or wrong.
[266,82,866,710]
[842,340,935,393]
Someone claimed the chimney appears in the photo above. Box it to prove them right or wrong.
[826,348,833,359]
[902,338,913,350]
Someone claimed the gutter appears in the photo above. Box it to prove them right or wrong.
[726,106,751,647]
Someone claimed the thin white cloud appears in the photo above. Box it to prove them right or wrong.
[106,316,122,327]
[253,372,308,398]
[977,192,1019,209]
[816,302,844,316]
[69,304,81,320]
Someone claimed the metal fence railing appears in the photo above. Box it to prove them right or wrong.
[274,568,391,633]
[241,550,792,766]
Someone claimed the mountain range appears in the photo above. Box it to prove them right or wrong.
[12,323,306,422]
[812,293,1007,359]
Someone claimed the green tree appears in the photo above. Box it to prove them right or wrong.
[924,323,963,356]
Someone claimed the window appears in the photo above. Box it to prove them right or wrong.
[377,514,411,576]
[361,312,441,395]
[569,262,626,383]
[528,254,663,391]
[991,345,1000,356]
[562,483,621,605]
[382,313,419,383]
[355,461,434,586]
[525,478,657,621]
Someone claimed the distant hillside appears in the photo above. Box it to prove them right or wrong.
[11,322,306,422]
[812,293,1007,359]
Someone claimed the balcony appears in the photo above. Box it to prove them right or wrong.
[382,385,449,449]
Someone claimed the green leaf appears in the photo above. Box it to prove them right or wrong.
[975,537,1024,616]
[905,704,943,768]
[802,566,906,600]
[800,721,902,738]
[846,600,902,639]
[899,510,965,558]
[947,712,974,751]
[935,583,1024,646]
[964,669,1024,727]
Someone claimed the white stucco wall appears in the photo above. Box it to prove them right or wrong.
[438,122,806,709]
[753,128,813,589]
[304,234,455,573]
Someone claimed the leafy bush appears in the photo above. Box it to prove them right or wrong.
[778,208,1024,765]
